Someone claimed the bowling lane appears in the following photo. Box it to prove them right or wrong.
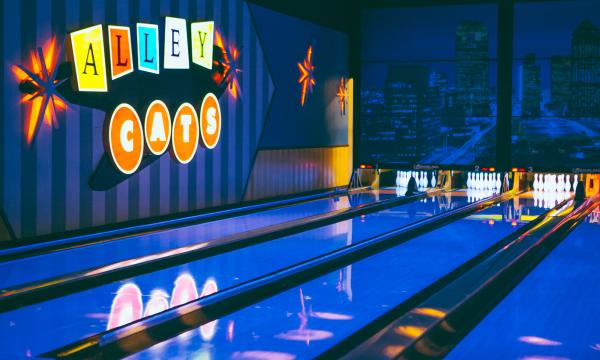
[446,207,600,360]
[125,193,550,359]
[0,189,396,289]
[0,191,469,358]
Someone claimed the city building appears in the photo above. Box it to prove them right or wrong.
[519,53,542,118]
[384,65,441,162]
[550,56,571,115]
[570,19,600,117]
[456,20,491,117]
[428,71,449,111]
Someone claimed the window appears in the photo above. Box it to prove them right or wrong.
[512,0,600,170]
[360,4,498,167]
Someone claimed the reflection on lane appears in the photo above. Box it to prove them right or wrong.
[1,189,395,289]
[108,274,219,340]
[447,207,600,360]
[0,191,469,358]
[128,193,549,359]
[274,289,334,344]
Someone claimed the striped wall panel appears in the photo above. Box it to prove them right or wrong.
[243,146,353,201]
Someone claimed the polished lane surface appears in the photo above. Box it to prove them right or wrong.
[127,193,549,359]
[447,207,600,360]
[0,189,396,289]
[0,191,469,358]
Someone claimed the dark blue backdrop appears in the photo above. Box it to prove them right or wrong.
[250,4,349,149]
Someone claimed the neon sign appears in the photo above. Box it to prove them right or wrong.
[297,45,316,107]
[12,37,68,145]
[69,19,215,89]
[63,18,223,175]
[337,77,347,115]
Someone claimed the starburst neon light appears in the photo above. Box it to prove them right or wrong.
[298,45,316,107]
[12,36,68,145]
[337,77,347,115]
[214,31,242,100]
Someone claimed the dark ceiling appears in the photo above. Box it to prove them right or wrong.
[246,0,569,34]
[246,0,358,33]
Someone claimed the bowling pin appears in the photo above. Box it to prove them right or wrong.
[495,173,501,191]
[483,173,488,190]
[431,171,437,188]
[396,186,403,197]
[557,174,564,193]
[533,174,539,191]
[482,173,487,190]
[396,171,401,187]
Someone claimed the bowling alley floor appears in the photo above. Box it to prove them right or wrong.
[1,187,599,359]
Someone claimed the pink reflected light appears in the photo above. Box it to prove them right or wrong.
[518,336,562,346]
[275,329,334,342]
[231,351,296,360]
[171,273,199,307]
[199,278,219,341]
[309,311,353,321]
[227,320,235,342]
[107,283,143,330]
[106,274,221,339]
[144,289,170,317]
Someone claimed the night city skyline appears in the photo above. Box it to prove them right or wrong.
[361,1,600,169]
[361,17,496,166]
